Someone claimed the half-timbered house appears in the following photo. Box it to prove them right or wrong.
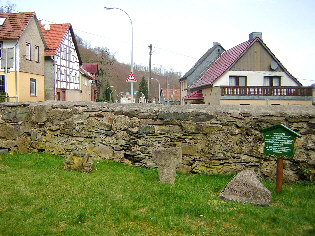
[41,23,82,101]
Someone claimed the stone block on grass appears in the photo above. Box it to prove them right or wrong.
[152,147,182,184]
[219,169,271,206]
[64,152,94,173]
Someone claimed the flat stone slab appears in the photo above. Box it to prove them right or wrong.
[64,152,94,173]
[219,170,272,206]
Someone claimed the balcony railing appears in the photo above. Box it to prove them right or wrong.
[221,86,313,97]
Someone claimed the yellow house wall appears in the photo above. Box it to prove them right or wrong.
[180,79,187,105]
[202,87,221,105]
[0,72,17,102]
[18,72,44,102]
[231,41,283,72]
[80,74,92,102]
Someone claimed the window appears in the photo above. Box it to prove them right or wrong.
[0,75,5,93]
[35,46,39,62]
[0,17,6,26]
[229,76,247,86]
[26,43,31,60]
[264,76,281,86]
[30,78,36,96]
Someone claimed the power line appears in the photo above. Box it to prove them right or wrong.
[153,46,198,60]
[38,17,198,64]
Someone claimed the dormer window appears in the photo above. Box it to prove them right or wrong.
[0,18,6,26]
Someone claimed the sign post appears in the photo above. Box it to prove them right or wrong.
[260,124,301,193]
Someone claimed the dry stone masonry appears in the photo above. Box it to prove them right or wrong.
[0,102,314,182]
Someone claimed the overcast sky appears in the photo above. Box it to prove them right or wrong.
[11,0,315,85]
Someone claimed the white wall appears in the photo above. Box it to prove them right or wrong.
[55,29,80,90]
[214,71,300,87]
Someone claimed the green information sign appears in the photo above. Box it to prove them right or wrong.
[260,124,301,158]
[260,124,301,193]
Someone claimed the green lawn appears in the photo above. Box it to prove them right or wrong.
[0,153,314,235]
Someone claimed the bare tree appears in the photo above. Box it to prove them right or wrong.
[0,1,16,13]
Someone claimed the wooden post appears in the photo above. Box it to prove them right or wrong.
[276,158,284,193]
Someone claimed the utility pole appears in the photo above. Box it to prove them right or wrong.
[148,44,152,102]
[166,73,169,105]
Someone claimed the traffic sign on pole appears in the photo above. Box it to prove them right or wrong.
[126,72,137,82]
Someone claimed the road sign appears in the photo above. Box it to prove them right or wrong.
[126,72,137,83]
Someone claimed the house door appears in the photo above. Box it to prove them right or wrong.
[56,89,66,101]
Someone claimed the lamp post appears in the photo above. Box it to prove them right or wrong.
[104,6,134,102]
[151,78,161,103]
[109,86,115,103]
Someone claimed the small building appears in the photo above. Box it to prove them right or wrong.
[180,42,225,105]
[184,32,313,106]
[79,67,94,102]
[160,88,180,105]
[81,63,98,101]
[120,94,135,104]
[41,23,82,101]
[0,12,47,102]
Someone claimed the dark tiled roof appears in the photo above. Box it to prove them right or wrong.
[180,43,224,81]
[81,63,98,74]
[190,40,253,89]
[0,12,35,40]
[80,67,95,80]
[183,90,203,100]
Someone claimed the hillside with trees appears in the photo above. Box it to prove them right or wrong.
[76,35,180,102]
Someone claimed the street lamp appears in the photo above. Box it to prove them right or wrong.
[151,78,161,103]
[109,86,115,103]
[104,6,134,102]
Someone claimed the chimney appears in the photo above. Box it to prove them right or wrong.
[213,42,219,46]
[44,24,50,31]
[249,32,262,41]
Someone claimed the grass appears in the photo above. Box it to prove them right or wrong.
[0,153,314,235]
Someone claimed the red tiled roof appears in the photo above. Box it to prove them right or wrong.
[0,12,35,40]
[41,23,70,55]
[183,90,204,100]
[81,63,98,74]
[190,39,253,89]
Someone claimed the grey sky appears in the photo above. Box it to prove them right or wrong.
[13,0,315,85]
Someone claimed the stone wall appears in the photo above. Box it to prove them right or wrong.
[0,102,314,182]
